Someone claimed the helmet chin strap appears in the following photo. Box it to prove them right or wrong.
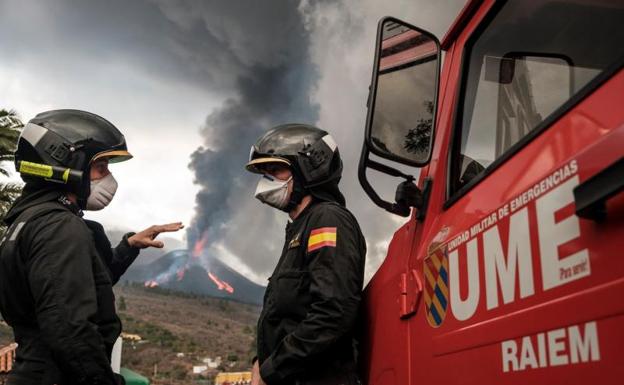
[281,170,307,213]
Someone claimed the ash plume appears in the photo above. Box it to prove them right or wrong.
[184,0,466,282]
[185,1,320,271]
[158,0,466,282]
[0,0,467,285]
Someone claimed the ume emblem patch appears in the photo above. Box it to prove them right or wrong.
[424,243,449,327]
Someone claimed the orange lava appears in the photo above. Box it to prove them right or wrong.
[207,271,234,294]
[192,232,209,258]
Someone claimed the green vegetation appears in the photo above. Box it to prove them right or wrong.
[0,109,23,237]
[218,299,231,312]
[161,364,187,381]
[120,314,197,352]
[118,296,127,311]
[115,285,260,385]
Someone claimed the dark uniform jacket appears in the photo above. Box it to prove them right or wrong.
[258,200,366,385]
[0,188,140,385]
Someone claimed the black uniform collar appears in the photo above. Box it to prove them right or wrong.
[3,186,83,226]
[285,199,317,233]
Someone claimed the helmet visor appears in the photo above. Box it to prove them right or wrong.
[92,150,133,163]
[245,157,291,174]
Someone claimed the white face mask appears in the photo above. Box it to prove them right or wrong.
[86,173,118,211]
[254,174,292,210]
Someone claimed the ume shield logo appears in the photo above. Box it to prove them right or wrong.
[424,243,450,327]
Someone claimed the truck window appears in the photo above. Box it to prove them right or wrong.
[449,0,624,195]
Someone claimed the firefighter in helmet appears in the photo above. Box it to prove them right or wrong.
[0,110,183,385]
[247,124,366,385]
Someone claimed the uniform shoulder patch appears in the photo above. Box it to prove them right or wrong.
[307,227,337,252]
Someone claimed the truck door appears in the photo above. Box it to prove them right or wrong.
[357,18,442,385]
[408,0,624,384]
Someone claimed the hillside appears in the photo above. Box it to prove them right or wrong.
[0,285,261,385]
[123,249,266,305]
[116,284,260,384]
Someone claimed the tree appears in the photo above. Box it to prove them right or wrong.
[403,101,434,156]
[0,109,24,237]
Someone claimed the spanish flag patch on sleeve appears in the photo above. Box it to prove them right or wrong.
[307,227,337,252]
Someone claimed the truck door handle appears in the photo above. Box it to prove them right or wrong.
[574,157,624,221]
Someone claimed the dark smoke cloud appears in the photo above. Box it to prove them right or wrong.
[184,0,467,281]
[188,65,320,245]
[0,0,246,97]
[0,0,467,283]
[181,1,321,274]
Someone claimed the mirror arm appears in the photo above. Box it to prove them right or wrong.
[415,177,432,221]
[358,143,415,217]
[366,158,414,181]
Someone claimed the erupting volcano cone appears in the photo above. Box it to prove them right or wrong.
[125,249,264,305]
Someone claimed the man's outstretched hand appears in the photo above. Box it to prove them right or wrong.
[127,222,184,249]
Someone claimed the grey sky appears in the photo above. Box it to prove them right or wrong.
[0,0,466,284]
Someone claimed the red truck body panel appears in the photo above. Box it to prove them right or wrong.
[361,0,624,383]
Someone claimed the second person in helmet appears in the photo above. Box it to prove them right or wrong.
[248,124,366,385]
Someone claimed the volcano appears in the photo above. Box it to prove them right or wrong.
[122,249,265,305]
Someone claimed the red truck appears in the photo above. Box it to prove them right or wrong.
[357,0,624,384]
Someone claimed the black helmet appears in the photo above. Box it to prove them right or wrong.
[246,123,345,207]
[247,124,342,186]
[15,109,132,208]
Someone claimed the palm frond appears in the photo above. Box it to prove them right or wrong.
[0,183,22,222]
[0,127,21,145]
[0,109,23,227]
[0,110,23,141]
[0,110,23,128]
[0,138,18,153]
[0,182,22,194]
[0,129,20,142]
[0,109,15,118]
[0,109,23,178]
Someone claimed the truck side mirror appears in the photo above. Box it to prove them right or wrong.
[359,17,440,218]
[365,17,441,167]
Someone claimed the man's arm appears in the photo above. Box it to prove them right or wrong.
[109,232,140,284]
[84,221,185,285]
[107,222,185,284]
[109,222,184,283]
[26,215,119,385]
[83,220,140,285]
[260,207,366,384]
